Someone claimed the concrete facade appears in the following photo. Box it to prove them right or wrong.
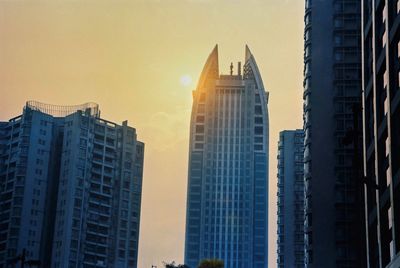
[303,0,366,267]
[276,130,304,268]
[0,102,144,268]
[362,0,400,267]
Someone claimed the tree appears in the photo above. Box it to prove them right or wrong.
[198,259,224,268]
[163,261,190,268]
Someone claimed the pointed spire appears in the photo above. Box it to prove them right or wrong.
[243,45,265,92]
[211,44,218,57]
[196,45,219,91]
[208,44,218,70]
[245,44,252,62]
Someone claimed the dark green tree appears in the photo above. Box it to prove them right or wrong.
[197,259,224,268]
[164,261,190,268]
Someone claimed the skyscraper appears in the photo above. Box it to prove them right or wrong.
[362,1,400,267]
[0,101,144,268]
[184,45,269,268]
[276,130,304,268]
[302,0,366,267]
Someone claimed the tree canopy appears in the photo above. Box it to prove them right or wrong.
[164,261,189,268]
[198,259,224,268]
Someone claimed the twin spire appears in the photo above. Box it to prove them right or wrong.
[204,44,254,73]
[196,44,264,91]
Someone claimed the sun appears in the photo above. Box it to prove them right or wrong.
[180,74,193,87]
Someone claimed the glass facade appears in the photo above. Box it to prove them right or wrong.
[184,45,269,268]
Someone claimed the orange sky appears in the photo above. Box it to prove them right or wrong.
[0,1,304,267]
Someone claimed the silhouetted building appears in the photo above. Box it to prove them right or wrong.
[276,130,304,268]
[184,45,269,268]
[362,1,400,267]
[0,101,144,268]
[302,0,366,267]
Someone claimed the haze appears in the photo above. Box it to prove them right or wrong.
[0,1,304,267]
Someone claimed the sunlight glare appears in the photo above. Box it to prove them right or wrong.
[180,74,192,87]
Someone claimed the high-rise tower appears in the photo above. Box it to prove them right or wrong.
[276,130,304,268]
[0,101,144,268]
[184,45,269,268]
[362,1,400,267]
[302,0,366,267]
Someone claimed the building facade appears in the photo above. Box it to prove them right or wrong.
[0,101,144,268]
[303,0,366,267]
[184,45,269,268]
[276,130,304,268]
[362,1,400,267]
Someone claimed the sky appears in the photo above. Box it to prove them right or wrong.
[0,1,304,267]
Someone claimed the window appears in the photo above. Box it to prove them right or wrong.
[255,106,262,115]
[195,135,204,141]
[255,137,263,143]
[80,138,87,147]
[390,239,395,260]
[383,5,387,23]
[38,139,46,146]
[255,117,263,124]
[383,30,387,48]
[196,125,204,133]
[199,93,206,102]
[121,210,128,219]
[122,191,130,200]
[386,168,391,186]
[334,35,342,45]
[196,115,205,123]
[335,51,343,61]
[195,143,204,149]
[254,145,263,150]
[197,104,205,113]
[334,18,343,27]
[254,126,263,135]
[124,161,132,169]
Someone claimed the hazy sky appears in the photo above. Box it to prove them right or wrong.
[0,1,304,267]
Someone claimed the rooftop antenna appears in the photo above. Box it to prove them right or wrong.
[230,62,234,75]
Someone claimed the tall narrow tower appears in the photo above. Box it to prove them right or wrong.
[302,0,365,267]
[276,130,305,268]
[362,0,400,267]
[184,45,269,268]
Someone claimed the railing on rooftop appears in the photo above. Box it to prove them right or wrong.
[25,101,100,117]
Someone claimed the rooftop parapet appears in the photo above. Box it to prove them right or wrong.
[26,101,100,117]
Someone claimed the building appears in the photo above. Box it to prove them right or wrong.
[184,45,269,268]
[0,101,144,268]
[276,130,304,268]
[0,101,71,267]
[302,0,366,267]
[361,1,400,267]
